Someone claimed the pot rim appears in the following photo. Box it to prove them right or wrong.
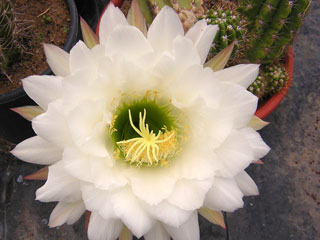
[0,0,79,104]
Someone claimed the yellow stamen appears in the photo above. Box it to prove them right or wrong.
[116,109,177,167]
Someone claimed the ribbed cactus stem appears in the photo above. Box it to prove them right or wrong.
[241,0,311,63]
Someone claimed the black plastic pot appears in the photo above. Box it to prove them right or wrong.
[0,0,79,144]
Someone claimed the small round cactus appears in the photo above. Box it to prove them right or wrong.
[248,74,267,99]
[248,63,288,99]
[264,64,288,96]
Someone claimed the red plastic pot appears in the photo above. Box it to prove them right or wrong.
[97,1,293,121]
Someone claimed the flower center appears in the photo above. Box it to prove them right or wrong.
[110,96,183,167]
[116,109,177,167]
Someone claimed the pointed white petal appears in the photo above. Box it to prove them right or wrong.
[66,100,108,157]
[62,147,92,182]
[36,161,81,202]
[22,75,62,110]
[88,212,122,240]
[167,179,212,211]
[235,171,259,196]
[239,127,270,160]
[147,6,184,52]
[212,64,260,88]
[105,25,152,59]
[99,3,129,46]
[81,183,117,220]
[172,35,200,67]
[186,20,218,64]
[215,130,254,177]
[11,136,62,165]
[69,41,95,74]
[144,222,170,240]
[204,177,244,212]
[110,187,154,238]
[32,100,73,148]
[49,200,85,227]
[218,82,258,128]
[128,167,176,205]
[43,43,70,77]
[164,211,199,240]
[144,201,192,228]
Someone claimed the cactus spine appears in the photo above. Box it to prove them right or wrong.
[0,0,21,79]
[240,0,311,63]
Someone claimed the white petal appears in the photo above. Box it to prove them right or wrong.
[36,161,82,202]
[11,136,62,165]
[144,222,170,240]
[127,167,176,205]
[105,25,152,58]
[147,6,184,52]
[170,141,215,181]
[239,127,270,160]
[90,158,128,191]
[164,211,199,240]
[215,130,254,177]
[32,100,73,148]
[235,171,259,196]
[99,3,129,46]
[88,212,122,240]
[43,43,70,77]
[110,187,154,237]
[49,200,85,227]
[218,82,258,128]
[172,35,200,67]
[69,41,96,74]
[22,75,62,110]
[67,100,108,157]
[81,183,117,220]
[186,20,218,64]
[212,64,259,88]
[204,177,244,212]
[167,179,212,211]
[62,147,92,182]
[144,201,192,228]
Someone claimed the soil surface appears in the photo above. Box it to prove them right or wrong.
[0,0,69,94]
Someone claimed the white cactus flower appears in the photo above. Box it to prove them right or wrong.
[12,3,269,240]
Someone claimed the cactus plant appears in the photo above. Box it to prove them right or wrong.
[248,63,288,99]
[137,0,204,30]
[239,0,311,63]
[0,0,22,80]
[200,1,247,63]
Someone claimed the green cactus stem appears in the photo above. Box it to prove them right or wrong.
[240,0,311,64]
[201,1,247,64]
[248,74,267,99]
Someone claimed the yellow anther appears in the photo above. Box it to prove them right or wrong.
[117,109,177,167]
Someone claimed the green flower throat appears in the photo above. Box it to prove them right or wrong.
[111,98,183,167]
